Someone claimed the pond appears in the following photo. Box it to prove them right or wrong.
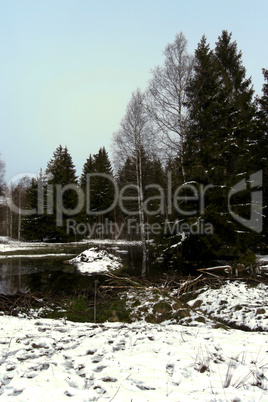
[0,243,145,295]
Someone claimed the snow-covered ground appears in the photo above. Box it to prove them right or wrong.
[1,279,268,401]
[187,281,268,331]
[1,238,268,400]
[258,255,268,275]
[0,316,267,401]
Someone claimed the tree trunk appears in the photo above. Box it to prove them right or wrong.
[18,192,21,241]
[136,145,147,277]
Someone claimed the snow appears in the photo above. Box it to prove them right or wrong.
[258,255,268,272]
[187,281,268,331]
[0,237,141,254]
[68,248,122,274]
[80,239,142,247]
[0,238,268,399]
[0,237,84,254]
[0,317,267,401]
[0,254,72,260]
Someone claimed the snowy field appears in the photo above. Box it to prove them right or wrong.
[0,279,268,401]
[0,316,267,401]
[0,238,268,400]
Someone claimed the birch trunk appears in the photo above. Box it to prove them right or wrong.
[136,146,147,277]
[112,89,151,276]
[17,192,21,241]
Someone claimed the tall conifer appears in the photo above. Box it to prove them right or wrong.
[45,145,79,241]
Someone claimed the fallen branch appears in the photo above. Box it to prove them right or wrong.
[176,274,204,295]
[197,265,232,276]
[104,273,145,287]
[100,285,145,290]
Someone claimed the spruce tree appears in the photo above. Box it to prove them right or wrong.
[44,145,80,241]
[80,154,95,188]
[89,147,114,220]
[183,31,259,264]
[21,172,47,241]
[259,69,268,114]
[214,31,261,257]
[46,145,78,186]
[116,156,138,227]
[214,30,256,176]
[80,147,115,238]
[256,69,268,246]
[185,35,223,183]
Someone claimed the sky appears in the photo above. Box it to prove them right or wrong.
[0,0,267,183]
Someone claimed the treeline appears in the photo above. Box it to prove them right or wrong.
[4,146,114,242]
[8,145,169,243]
[1,30,267,273]
[112,30,267,270]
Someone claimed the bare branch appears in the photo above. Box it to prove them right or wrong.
[145,32,194,179]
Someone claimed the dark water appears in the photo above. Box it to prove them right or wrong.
[0,245,144,295]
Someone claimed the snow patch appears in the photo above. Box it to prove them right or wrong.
[188,281,268,331]
[68,248,122,274]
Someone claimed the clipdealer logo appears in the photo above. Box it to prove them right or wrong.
[6,170,263,234]
[228,170,263,233]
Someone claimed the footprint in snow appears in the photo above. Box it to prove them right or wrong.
[91,353,104,363]
[93,365,107,373]
[166,363,175,376]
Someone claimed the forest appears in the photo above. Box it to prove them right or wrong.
[0,30,267,275]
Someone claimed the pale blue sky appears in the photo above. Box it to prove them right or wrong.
[1,0,267,182]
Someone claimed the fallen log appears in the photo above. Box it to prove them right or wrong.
[197,265,232,276]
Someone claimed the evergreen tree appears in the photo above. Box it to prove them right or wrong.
[79,153,95,230]
[185,31,256,183]
[44,145,80,241]
[185,35,223,182]
[143,157,166,225]
[46,145,78,187]
[259,69,268,114]
[80,147,115,238]
[214,31,261,256]
[80,154,95,188]
[214,30,256,176]
[182,31,259,264]
[89,147,115,223]
[256,69,268,246]
[116,156,139,230]
[21,172,47,241]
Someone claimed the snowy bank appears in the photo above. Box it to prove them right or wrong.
[0,237,141,254]
[187,280,268,331]
[68,248,122,274]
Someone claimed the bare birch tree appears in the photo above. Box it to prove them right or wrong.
[0,153,6,235]
[6,176,30,240]
[146,32,194,180]
[0,153,5,196]
[113,89,151,276]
